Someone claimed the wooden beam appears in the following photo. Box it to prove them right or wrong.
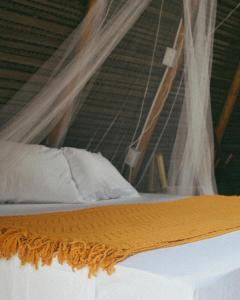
[129,20,184,183]
[215,62,240,144]
[47,0,96,146]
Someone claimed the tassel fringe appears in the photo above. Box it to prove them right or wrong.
[0,227,129,277]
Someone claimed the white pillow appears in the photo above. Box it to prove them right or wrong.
[0,142,81,203]
[62,147,140,201]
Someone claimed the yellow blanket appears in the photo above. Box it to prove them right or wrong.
[1,195,240,276]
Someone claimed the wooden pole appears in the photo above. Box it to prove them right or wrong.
[215,62,240,144]
[129,20,184,183]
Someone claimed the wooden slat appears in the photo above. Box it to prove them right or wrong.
[8,0,82,25]
[0,51,43,67]
[0,8,71,36]
[0,26,62,48]
[8,0,83,19]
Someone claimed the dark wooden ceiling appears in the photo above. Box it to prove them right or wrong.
[0,0,239,194]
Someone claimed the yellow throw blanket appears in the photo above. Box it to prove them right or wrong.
[1,195,240,276]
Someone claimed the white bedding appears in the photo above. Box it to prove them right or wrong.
[1,193,240,300]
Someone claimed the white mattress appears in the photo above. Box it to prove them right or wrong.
[1,193,240,300]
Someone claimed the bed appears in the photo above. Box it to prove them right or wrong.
[1,193,240,300]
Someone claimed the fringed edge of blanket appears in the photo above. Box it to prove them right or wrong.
[0,227,130,277]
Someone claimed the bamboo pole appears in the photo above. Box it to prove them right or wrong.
[129,20,184,183]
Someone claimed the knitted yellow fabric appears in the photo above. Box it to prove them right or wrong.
[1,195,240,276]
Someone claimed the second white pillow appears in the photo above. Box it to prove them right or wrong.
[62,147,139,201]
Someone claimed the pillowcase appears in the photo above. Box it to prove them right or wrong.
[0,142,81,203]
[62,147,140,201]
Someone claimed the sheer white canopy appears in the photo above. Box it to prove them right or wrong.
[0,0,217,195]
[168,0,217,194]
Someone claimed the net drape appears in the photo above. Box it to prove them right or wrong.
[168,0,217,194]
[0,0,217,195]
[0,0,152,144]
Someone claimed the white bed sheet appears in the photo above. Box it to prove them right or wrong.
[1,193,240,300]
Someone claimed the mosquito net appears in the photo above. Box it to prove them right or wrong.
[0,0,217,195]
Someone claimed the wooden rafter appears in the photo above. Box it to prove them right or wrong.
[215,62,240,145]
[129,20,184,183]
